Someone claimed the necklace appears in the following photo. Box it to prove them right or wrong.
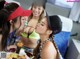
[39,39,49,52]
[39,39,49,59]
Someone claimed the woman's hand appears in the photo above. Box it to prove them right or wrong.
[23,26,34,34]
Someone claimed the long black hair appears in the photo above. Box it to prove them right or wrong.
[0,0,5,10]
[0,10,8,31]
[1,2,19,50]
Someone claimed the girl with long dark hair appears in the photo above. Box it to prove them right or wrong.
[0,2,32,51]
[26,15,63,59]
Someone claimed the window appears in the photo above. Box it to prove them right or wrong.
[55,0,74,8]
[47,0,74,8]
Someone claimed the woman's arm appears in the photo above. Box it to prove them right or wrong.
[41,41,57,59]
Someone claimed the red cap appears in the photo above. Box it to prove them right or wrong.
[8,6,32,21]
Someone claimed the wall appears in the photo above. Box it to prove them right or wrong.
[15,0,70,17]
[69,2,80,23]
[46,3,71,17]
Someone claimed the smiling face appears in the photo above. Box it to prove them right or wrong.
[32,5,44,17]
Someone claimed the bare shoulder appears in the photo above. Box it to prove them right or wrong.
[45,40,53,47]
[43,40,56,52]
[41,40,57,59]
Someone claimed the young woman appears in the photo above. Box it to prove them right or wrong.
[22,0,45,48]
[1,2,32,51]
[20,0,46,55]
[32,15,62,59]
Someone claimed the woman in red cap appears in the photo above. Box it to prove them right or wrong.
[0,2,32,51]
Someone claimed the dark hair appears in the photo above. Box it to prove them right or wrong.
[48,15,62,35]
[0,10,8,28]
[33,15,62,59]
[0,0,6,28]
[0,0,5,10]
[1,2,19,50]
